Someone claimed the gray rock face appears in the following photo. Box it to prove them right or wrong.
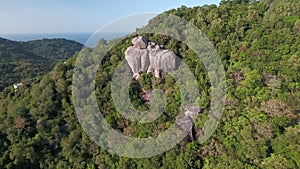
[140,49,150,72]
[132,36,148,49]
[184,106,201,117]
[176,116,193,133]
[124,36,177,79]
[125,46,149,79]
[147,44,176,78]
[125,46,142,79]
[176,105,201,141]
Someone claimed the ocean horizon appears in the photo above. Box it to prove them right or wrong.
[0,32,130,45]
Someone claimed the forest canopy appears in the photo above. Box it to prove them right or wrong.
[0,0,299,168]
[0,38,83,91]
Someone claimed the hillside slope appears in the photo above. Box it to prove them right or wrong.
[0,38,83,91]
[0,0,299,168]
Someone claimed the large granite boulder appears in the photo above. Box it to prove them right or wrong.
[125,46,141,79]
[176,105,201,141]
[125,46,149,79]
[147,44,176,78]
[184,106,201,117]
[125,36,177,79]
[176,116,193,133]
[140,49,150,72]
[132,36,148,49]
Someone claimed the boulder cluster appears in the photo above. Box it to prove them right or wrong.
[125,36,201,140]
[125,36,177,79]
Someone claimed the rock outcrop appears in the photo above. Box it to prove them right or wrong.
[125,36,176,79]
[147,43,176,78]
[125,36,201,140]
[132,36,147,49]
[184,106,201,117]
[176,105,202,141]
[125,46,149,79]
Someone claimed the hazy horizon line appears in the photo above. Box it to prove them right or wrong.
[0,32,131,35]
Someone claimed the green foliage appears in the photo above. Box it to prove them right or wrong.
[0,0,300,168]
[0,38,83,91]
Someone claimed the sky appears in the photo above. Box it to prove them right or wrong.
[0,0,220,34]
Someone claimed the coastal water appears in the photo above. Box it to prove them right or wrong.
[0,32,129,45]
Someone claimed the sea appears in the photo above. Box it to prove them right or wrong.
[0,32,130,46]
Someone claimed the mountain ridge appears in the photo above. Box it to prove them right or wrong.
[0,37,83,91]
